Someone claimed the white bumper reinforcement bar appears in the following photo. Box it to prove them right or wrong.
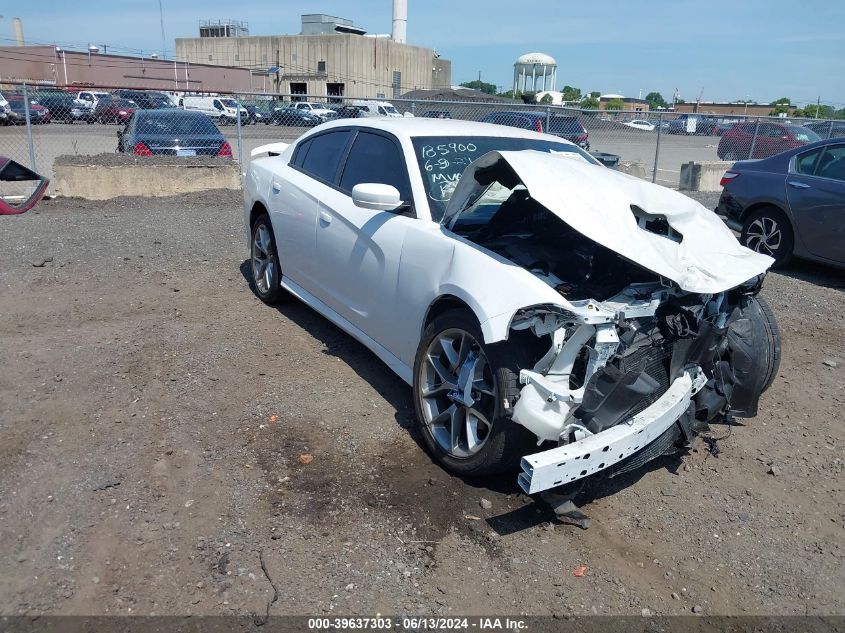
[518,367,706,495]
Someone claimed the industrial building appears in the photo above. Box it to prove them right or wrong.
[175,6,451,100]
[0,45,252,92]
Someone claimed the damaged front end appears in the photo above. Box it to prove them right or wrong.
[510,276,774,494]
[442,150,778,495]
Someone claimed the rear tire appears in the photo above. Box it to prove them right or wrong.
[413,309,536,476]
[249,213,286,305]
[740,206,794,268]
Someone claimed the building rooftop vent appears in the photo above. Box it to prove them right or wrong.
[199,19,249,38]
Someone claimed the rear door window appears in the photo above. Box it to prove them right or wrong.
[816,145,845,182]
[796,148,823,174]
[298,130,352,184]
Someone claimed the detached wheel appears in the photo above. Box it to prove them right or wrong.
[250,213,286,304]
[740,206,794,268]
[413,309,535,476]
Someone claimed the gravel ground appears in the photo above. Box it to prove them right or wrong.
[0,190,843,618]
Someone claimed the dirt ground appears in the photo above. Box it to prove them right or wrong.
[0,190,843,618]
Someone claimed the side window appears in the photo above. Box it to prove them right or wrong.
[292,139,312,168]
[377,106,386,115]
[299,131,351,183]
[795,148,823,175]
[339,131,410,205]
[816,145,845,182]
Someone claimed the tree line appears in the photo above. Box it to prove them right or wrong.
[458,81,844,118]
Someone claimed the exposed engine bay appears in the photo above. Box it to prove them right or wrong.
[446,156,779,494]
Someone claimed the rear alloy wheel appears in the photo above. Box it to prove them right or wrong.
[413,310,534,476]
[250,213,286,304]
[740,207,794,268]
[723,150,741,161]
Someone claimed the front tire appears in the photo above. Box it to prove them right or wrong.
[250,213,286,304]
[413,309,535,476]
[740,206,794,268]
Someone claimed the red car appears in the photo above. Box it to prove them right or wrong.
[4,96,51,124]
[97,98,137,124]
[717,121,820,160]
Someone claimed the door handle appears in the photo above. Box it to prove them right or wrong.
[788,180,810,189]
[319,210,332,225]
[272,182,282,194]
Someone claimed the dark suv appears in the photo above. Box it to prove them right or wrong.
[480,111,590,150]
[113,90,173,110]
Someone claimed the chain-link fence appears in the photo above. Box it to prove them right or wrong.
[2,84,843,194]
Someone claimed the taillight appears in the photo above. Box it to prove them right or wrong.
[534,118,543,133]
[217,141,233,157]
[578,134,588,142]
[719,171,740,187]
[133,142,153,156]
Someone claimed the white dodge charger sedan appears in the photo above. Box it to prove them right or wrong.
[243,118,779,496]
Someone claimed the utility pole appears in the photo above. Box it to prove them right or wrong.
[815,96,821,119]
[159,0,167,58]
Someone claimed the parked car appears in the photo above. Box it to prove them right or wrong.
[803,120,845,140]
[242,118,778,496]
[717,137,845,268]
[718,122,820,160]
[30,92,94,123]
[117,109,232,157]
[97,98,137,124]
[113,90,173,110]
[4,96,50,124]
[480,111,591,150]
[269,107,322,127]
[75,90,111,109]
[623,119,655,132]
[243,102,273,124]
[423,110,452,119]
[292,101,337,120]
[667,114,720,135]
[333,105,368,119]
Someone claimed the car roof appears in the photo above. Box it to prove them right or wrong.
[137,109,205,118]
[312,117,580,145]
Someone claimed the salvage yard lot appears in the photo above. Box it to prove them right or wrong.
[0,190,843,617]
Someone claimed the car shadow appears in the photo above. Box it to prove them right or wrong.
[239,261,700,532]
[771,259,845,291]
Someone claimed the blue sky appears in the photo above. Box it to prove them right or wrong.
[5,0,844,106]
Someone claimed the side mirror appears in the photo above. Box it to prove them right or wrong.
[351,183,402,211]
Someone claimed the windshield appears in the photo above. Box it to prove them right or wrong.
[411,136,597,220]
[789,127,820,142]
[383,105,399,114]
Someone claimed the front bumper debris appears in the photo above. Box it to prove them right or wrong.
[518,367,707,495]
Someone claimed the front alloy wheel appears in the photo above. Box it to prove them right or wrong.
[419,328,496,458]
[413,309,535,476]
[250,214,285,304]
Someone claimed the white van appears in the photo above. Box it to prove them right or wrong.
[179,96,248,125]
[351,100,402,117]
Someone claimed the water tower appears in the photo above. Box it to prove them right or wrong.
[513,52,556,94]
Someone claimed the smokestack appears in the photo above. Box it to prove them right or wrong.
[12,17,25,46]
[391,0,407,44]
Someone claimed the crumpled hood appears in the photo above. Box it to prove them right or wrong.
[443,150,773,294]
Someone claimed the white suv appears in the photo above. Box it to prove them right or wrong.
[293,102,335,119]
